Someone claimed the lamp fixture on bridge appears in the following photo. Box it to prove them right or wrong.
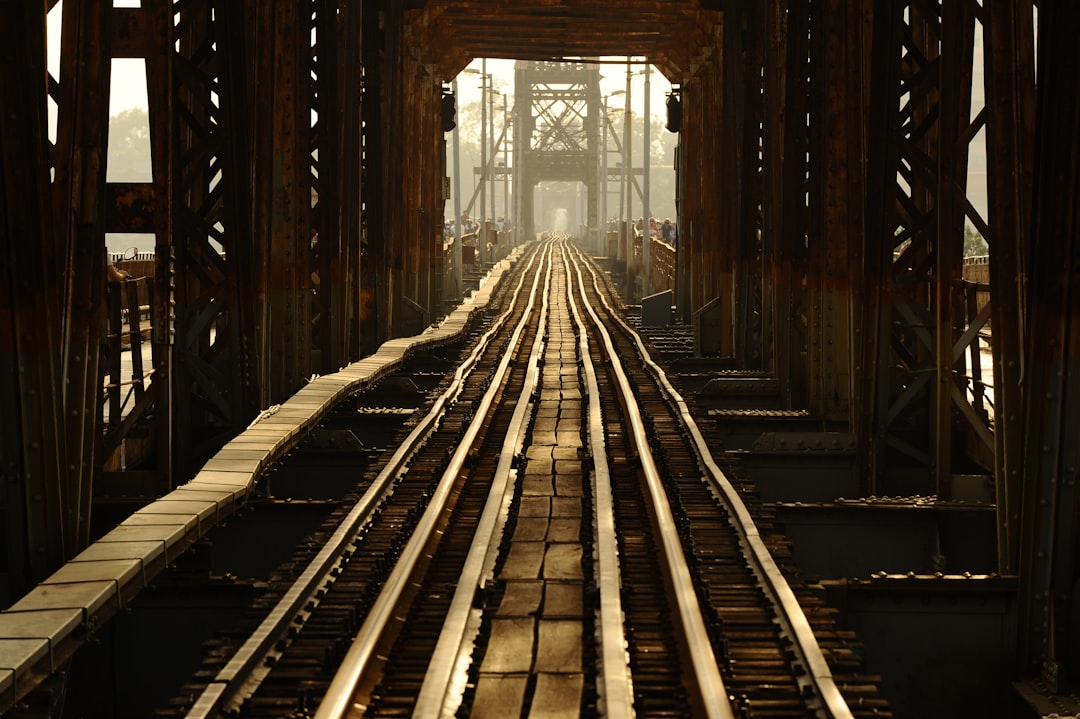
[666,87,682,134]
[441,86,456,132]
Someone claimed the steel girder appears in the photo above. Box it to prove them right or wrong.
[983,1,1035,579]
[682,1,1026,516]
[0,0,115,601]
[682,0,862,420]
[858,0,999,499]
[0,0,375,521]
[807,0,868,423]
[167,0,259,469]
[164,0,372,472]
[52,0,113,554]
[1017,0,1080,686]
[0,2,71,602]
[677,52,724,334]
[380,4,446,339]
[314,2,366,370]
[360,0,385,355]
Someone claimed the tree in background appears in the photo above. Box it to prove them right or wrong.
[964,224,988,258]
[107,108,152,182]
[106,108,154,252]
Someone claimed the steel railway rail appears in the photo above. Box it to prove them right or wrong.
[11,236,887,718]
[304,237,737,718]
[178,244,555,717]
[0,249,525,718]
[149,236,885,718]
[565,241,862,717]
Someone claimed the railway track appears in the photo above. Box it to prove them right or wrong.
[152,236,887,718]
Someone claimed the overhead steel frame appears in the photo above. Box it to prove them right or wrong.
[513,61,601,243]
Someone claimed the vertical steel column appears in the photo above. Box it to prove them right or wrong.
[360,0,385,354]
[934,0,977,500]
[381,1,405,338]
[513,63,532,240]
[168,0,262,472]
[586,70,601,258]
[171,1,211,471]
[217,0,259,419]
[623,60,633,269]
[503,94,510,246]
[780,0,811,408]
[857,0,903,496]
[405,64,421,317]
[712,18,737,357]
[488,72,497,247]
[311,0,367,363]
[313,0,359,372]
[420,70,443,322]
[479,60,488,264]
[513,65,525,242]
[679,56,723,327]
[984,0,1035,576]
[642,64,651,295]
[759,0,785,379]
[255,0,312,397]
[0,2,69,599]
[857,0,990,499]
[808,0,869,422]
[1017,1,1080,687]
[392,55,441,334]
[53,0,112,549]
[734,2,764,369]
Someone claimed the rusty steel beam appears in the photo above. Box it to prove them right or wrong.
[53,0,113,550]
[759,0,785,378]
[934,0,978,500]
[781,0,811,408]
[360,0,386,355]
[857,0,990,499]
[256,0,314,398]
[808,0,869,423]
[217,0,261,419]
[382,0,406,340]
[983,0,1035,577]
[678,40,723,335]
[733,2,764,370]
[857,0,902,497]
[313,0,365,372]
[143,0,175,491]
[1017,1,1080,687]
[0,2,69,600]
[168,0,262,473]
[711,6,740,360]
